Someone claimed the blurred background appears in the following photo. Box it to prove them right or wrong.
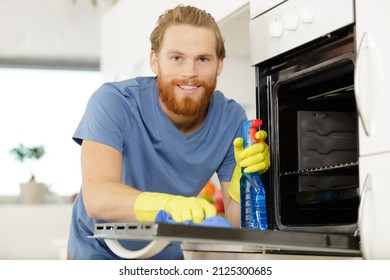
[0,0,253,259]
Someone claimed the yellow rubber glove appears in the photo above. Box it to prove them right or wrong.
[134,192,217,224]
[228,130,270,203]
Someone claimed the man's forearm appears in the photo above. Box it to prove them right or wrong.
[83,180,141,222]
[225,199,241,227]
[220,181,241,227]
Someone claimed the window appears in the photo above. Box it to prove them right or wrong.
[0,68,103,196]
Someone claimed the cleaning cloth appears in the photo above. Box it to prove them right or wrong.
[155,210,233,228]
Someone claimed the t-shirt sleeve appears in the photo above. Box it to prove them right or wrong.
[72,84,132,153]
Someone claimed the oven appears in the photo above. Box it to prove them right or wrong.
[251,1,358,234]
[90,0,390,260]
[249,0,390,259]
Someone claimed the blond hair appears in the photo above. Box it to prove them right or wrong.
[150,5,226,59]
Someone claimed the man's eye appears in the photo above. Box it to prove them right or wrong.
[172,56,182,61]
[199,57,209,62]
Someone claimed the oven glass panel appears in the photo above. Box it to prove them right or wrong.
[276,59,359,228]
[257,26,359,233]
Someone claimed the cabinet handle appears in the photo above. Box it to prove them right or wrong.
[357,173,372,258]
[358,173,371,221]
[354,31,371,136]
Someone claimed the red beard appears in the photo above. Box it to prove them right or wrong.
[157,76,216,116]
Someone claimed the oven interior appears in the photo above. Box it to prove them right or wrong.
[257,26,359,233]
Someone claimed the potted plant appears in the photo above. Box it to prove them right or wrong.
[10,144,46,204]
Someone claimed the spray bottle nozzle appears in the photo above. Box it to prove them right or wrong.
[249,119,263,143]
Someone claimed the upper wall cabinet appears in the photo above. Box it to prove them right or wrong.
[0,0,113,69]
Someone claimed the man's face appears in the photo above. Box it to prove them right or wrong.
[150,24,223,116]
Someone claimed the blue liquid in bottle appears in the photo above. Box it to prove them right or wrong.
[240,119,268,230]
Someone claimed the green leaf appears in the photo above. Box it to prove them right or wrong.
[10,144,46,162]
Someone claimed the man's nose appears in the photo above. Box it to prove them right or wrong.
[181,61,198,78]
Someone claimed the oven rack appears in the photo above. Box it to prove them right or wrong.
[281,161,358,176]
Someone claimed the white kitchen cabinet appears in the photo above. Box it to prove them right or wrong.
[355,0,390,259]
[214,4,256,118]
[358,152,390,259]
[0,0,110,69]
[355,0,390,156]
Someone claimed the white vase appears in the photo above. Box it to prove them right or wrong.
[20,178,46,204]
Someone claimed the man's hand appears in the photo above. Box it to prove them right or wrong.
[134,192,217,224]
[234,130,270,174]
[228,130,270,202]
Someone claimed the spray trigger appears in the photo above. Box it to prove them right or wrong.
[249,119,262,143]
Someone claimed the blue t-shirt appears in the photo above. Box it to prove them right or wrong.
[68,76,247,259]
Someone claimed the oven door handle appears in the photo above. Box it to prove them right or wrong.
[104,238,170,259]
[354,31,371,136]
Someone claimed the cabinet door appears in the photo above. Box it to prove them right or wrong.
[355,0,390,156]
[358,152,390,259]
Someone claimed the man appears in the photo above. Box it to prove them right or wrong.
[67,5,270,260]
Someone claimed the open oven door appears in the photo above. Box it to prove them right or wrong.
[90,222,360,259]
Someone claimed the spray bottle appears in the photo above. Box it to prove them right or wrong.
[240,119,268,230]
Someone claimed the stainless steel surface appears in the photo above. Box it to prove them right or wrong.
[181,242,362,260]
[91,222,361,257]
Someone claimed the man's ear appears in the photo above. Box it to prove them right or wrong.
[216,58,224,76]
[150,50,158,74]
